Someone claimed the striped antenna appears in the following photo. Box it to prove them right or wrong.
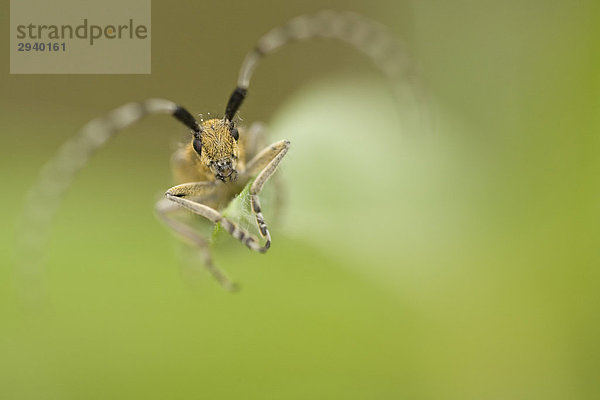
[224,10,421,121]
[16,99,200,306]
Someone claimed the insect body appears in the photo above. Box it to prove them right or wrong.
[18,11,417,292]
[159,116,290,290]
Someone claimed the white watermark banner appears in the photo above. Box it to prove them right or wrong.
[10,0,151,74]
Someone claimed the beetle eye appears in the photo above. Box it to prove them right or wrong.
[231,127,239,141]
[192,138,202,155]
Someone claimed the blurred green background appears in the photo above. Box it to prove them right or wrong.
[2,0,599,399]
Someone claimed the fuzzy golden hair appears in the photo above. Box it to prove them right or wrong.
[197,119,239,166]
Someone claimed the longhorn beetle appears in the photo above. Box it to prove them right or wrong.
[18,10,419,292]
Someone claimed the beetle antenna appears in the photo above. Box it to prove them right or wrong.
[224,10,421,121]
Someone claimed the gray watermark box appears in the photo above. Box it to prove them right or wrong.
[10,0,151,74]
